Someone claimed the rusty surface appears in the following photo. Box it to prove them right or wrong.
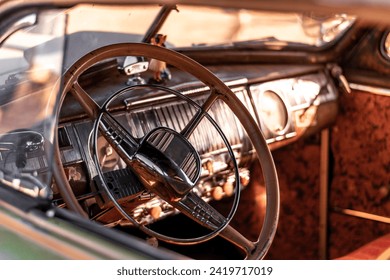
[248,89,390,259]
[329,90,390,259]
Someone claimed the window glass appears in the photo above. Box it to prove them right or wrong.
[159,6,355,48]
[0,10,66,192]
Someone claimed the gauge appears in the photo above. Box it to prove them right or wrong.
[259,90,288,135]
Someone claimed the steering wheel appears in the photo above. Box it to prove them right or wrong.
[54,43,279,260]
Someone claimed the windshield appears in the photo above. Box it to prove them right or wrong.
[160,6,355,48]
[65,4,355,51]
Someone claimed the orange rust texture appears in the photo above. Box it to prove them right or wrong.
[265,136,321,259]
[261,90,389,259]
[329,91,390,259]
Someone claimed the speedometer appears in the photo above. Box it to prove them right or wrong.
[259,90,288,135]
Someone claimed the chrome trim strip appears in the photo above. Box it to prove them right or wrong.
[333,207,390,224]
[350,83,390,97]
[125,78,248,108]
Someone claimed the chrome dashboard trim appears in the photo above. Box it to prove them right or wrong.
[124,78,249,108]
[350,83,390,97]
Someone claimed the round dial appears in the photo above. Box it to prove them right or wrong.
[259,90,288,135]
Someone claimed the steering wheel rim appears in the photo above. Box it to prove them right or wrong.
[56,42,280,259]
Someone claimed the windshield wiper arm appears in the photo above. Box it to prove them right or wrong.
[230,37,314,50]
[142,4,178,44]
[233,36,278,46]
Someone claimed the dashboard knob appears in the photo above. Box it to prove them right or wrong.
[149,206,162,220]
[206,160,214,175]
[240,174,250,187]
[212,186,224,201]
[97,136,120,169]
[105,145,113,156]
[67,166,81,181]
[223,181,234,196]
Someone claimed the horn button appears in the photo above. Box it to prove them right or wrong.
[130,127,201,201]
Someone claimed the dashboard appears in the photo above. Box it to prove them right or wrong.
[54,61,338,226]
[0,60,339,227]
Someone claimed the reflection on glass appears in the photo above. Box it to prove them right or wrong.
[0,10,66,193]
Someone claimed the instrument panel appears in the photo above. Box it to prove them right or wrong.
[0,65,339,226]
[249,72,337,144]
[52,68,338,226]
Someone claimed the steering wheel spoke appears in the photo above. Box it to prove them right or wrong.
[175,191,227,230]
[71,81,101,119]
[219,225,257,257]
[71,81,141,161]
[98,111,139,159]
[175,191,256,257]
[181,89,219,138]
